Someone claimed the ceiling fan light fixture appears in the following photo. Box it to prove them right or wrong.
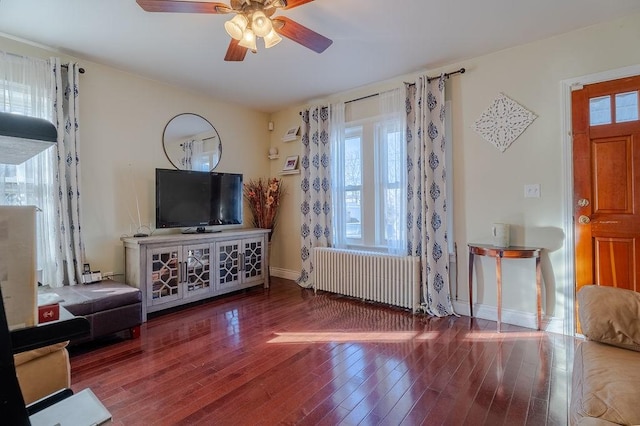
[238,27,257,50]
[252,11,273,38]
[224,14,248,41]
[263,29,282,48]
[269,0,286,8]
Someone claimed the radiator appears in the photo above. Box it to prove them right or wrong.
[313,248,421,313]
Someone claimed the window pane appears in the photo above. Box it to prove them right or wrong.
[386,130,402,184]
[589,95,611,126]
[344,136,361,186]
[345,190,361,239]
[384,187,401,242]
[615,91,639,123]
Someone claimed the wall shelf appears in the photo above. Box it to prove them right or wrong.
[268,155,280,160]
[279,169,300,176]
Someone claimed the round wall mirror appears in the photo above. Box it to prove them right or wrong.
[162,113,222,171]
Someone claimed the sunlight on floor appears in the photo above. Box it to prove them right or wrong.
[461,330,542,342]
[267,331,441,344]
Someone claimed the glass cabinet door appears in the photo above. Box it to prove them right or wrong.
[148,246,182,305]
[242,237,264,283]
[216,240,240,290]
[183,243,211,298]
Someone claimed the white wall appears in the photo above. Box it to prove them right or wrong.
[268,12,640,332]
[267,107,303,280]
[0,35,271,279]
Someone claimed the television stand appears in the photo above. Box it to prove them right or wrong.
[121,229,270,321]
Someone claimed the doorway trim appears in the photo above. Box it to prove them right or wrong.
[561,64,640,336]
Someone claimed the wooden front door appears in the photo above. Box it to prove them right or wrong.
[573,75,640,300]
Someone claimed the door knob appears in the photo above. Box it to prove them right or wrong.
[578,215,591,224]
[577,198,590,207]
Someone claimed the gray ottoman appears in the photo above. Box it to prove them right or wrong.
[39,281,142,344]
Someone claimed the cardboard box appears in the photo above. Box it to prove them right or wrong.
[0,206,38,330]
[38,303,59,323]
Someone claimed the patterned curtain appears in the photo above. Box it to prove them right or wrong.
[52,59,86,286]
[406,75,455,316]
[297,106,332,288]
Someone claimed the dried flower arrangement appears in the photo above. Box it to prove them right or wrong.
[243,177,284,240]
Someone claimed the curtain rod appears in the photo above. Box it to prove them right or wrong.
[4,51,85,73]
[298,67,465,114]
[61,64,85,74]
[349,68,466,103]
[427,67,465,82]
[405,67,466,86]
[348,67,466,101]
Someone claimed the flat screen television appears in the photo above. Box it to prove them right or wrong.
[155,168,243,232]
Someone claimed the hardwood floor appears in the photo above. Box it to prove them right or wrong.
[69,277,576,425]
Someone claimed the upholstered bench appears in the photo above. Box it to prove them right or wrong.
[38,281,142,344]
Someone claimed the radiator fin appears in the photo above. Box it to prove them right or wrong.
[313,248,420,312]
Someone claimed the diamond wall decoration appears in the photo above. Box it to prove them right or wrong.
[473,93,537,152]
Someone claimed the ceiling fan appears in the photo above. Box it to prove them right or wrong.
[136,0,333,61]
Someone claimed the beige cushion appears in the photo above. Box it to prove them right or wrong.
[14,342,70,405]
[578,285,640,351]
[571,341,640,425]
[13,341,69,366]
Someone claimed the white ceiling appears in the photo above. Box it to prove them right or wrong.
[1,0,640,113]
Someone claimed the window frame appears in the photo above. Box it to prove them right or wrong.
[338,114,404,251]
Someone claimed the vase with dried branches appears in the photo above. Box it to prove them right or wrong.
[243,177,285,242]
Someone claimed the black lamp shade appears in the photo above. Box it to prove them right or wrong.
[0,112,57,165]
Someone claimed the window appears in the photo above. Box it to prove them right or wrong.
[0,54,58,284]
[589,91,639,126]
[335,115,404,250]
[333,97,454,256]
[344,126,362,240]
[378,119,403,246]
[0,80,52,207]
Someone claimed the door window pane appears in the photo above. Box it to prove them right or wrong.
[589,95,611,126]
[615,91,639,123]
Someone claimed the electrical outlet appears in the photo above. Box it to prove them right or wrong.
[524,184,541,198]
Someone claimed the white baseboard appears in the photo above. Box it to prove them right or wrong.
[453,301,565,334]
[452,300,470,316]
[267,273,569,335]
[269,267,299,281]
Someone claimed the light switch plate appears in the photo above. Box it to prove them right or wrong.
[524,184,541,198]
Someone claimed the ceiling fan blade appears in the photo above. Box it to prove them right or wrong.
[224,38,249,61]
[136,0,233,14]
[281,0,314,10]
[272,16,332,53]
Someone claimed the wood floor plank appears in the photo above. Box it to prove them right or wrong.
[68,278,575,425]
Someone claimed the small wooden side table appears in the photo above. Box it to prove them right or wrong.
[468,244,542,332]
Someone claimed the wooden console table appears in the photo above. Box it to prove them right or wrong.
[468,244,542,332]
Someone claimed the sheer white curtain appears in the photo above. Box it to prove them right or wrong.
[0,51,60,285]
[378,88,406,255]
[330,102,347,248]
[0,52,86,287]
